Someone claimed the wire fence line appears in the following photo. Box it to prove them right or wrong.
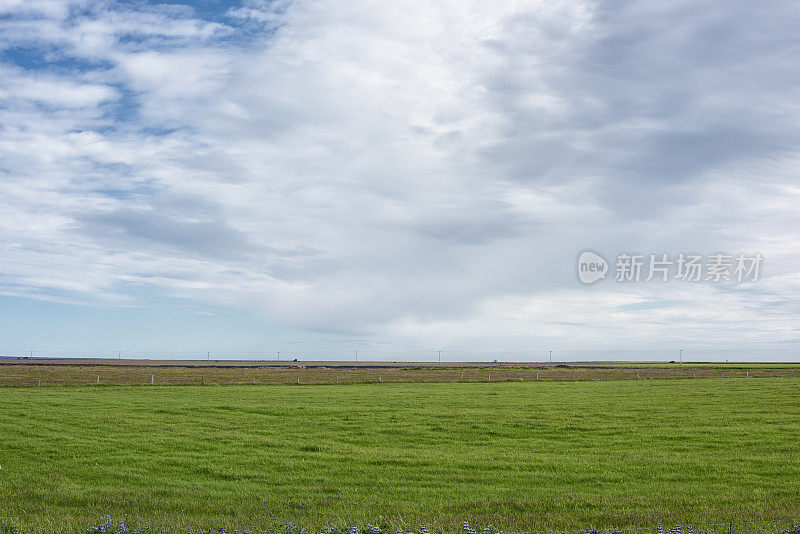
[1,362,799,387]
[3,345,800,363]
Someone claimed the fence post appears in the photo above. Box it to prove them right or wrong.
[573,371,576,380]
[746,371,749,378]
[730,521,734,534]
[151,374,154,384]
[379,375,382,382]
[297,375,300,384]
[96,375,99,385]
[38,376,41,387]
[536,372,539,380]
[202,375,204,385]
[637,372,639,379]
[693,372,696,378]
[488,373,491,382]
[460,372,464,382]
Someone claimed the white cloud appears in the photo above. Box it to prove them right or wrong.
[0,67,117,108]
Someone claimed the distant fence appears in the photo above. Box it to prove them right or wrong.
[3,345,800,363]
[1,363,799,387]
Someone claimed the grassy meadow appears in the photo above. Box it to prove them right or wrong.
[1,379,799,533]
[1,361,798,387]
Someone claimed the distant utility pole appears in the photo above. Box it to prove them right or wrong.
[355,350,358,362]
[207,351,210,361]
[679,349,683,363]
[438,350,441,363]
[277,351,280,361]
[549,350,552,363]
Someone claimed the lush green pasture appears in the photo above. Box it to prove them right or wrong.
[1,380,799,533]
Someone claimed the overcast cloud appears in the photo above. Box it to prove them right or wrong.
[0,0,799,357]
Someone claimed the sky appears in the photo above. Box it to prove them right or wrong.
[0,0,799,361]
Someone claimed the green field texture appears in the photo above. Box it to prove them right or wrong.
[1,379,799,533]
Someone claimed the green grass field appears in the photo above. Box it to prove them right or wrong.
[1,379,799,534]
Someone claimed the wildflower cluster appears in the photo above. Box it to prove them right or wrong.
[553,525,695,534]
[569,529,622,534]
[87,516,131,534]
[75,517,800,534]
[461,522,501,534]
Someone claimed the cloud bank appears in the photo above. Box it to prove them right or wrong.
[1,0,799,354]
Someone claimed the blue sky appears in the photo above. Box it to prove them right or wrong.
[1,0,799,361]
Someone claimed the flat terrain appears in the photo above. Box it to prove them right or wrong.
[2,359,799,386]
[1,379,799,533]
